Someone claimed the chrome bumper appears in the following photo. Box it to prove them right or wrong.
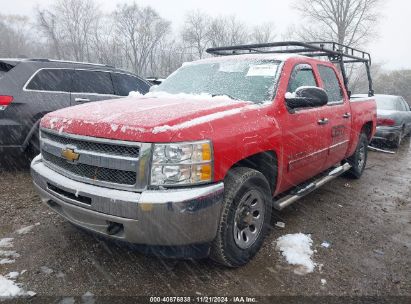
[31,155,224,246]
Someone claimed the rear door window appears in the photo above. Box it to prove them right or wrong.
[26,69,73,92]
[318,65,344,103]
[72,70,114,95]
[111,73,150,96]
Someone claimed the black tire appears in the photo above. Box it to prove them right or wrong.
[210,167,272,267]
[347,133,368,179]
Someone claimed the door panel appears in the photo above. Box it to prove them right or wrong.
[317,65,351,168]
[281,63,329,188]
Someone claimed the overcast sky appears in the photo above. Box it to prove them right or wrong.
[1,0,410,70]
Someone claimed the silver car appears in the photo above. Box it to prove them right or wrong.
[369,95,411,147]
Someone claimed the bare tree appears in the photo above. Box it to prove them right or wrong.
[0,15,36,57]
[207,16,249,47]
[250,22,277,44]
[114,3,170,75]
[293,0,382,46]
[181,10,210,59]
[36,0,100,61]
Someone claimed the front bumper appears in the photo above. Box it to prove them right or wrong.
[372,126,402,142]
[31,155,224,246]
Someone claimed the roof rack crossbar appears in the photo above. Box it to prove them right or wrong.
[206,41,373,97]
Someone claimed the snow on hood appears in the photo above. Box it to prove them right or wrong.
[41,92,255,141]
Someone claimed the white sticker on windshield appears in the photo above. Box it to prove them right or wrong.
[246,64,278,77]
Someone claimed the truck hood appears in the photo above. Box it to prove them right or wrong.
[41,93,253,142]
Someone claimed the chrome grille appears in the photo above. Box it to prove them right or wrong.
[41,131,140,158]
[42,151,137,185]
[39,129,149,190]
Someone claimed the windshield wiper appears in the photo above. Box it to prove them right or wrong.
[211,93,240,101]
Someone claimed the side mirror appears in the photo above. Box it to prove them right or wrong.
[285,86,328,110]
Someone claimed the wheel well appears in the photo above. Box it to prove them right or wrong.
[361,121,373,141]
[230,151,278,194]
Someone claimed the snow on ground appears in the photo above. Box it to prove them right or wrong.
[15,223,40,235]
[0,238,34,299]
[6,272,19,280]
[0,251,20,259]
[0,238,14,248]
[0,275,25,298]
[275,233,316,275]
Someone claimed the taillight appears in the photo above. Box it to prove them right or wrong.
[0,95,13,110]
[377,118,395,126]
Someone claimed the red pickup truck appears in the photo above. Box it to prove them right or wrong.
[31,42,376,267]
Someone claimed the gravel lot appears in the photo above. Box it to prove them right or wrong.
[0,140,410,302]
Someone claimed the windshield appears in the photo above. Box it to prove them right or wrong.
[154,59,281,103]
[376,96,399,111]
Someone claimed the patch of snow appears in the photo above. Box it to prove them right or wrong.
[0,238,14,248]
[49,118,59,129]
[0,275,24,298]
[275,222,286,229]
[20,270,27,275]
[321,242,331,248]
[110,124,119,132]
[285,92,296,99]
[16,224,38,235]
[276,233,316,275]
[321,279,327,285]
[6,272,19,280]
[0,258,15,265]
[152,106,253,134]
[128,91,143,97]
[0,251,20,259]
[40,266,53,275]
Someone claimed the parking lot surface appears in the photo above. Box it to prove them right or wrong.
[0,141,410,301]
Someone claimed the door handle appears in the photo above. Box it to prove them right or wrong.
[74,98,90,102]
[318,118,329,125]
[343,113,352,119]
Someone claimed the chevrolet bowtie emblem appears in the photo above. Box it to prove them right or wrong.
[61,148,80,162]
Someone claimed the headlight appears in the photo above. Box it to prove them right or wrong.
[150,140,213,186]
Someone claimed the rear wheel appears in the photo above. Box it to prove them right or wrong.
[347,133,368,179]
[210,167,272,267]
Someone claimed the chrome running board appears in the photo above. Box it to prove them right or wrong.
[273,163,352,211]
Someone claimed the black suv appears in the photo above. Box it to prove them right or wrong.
[0,58,150,156]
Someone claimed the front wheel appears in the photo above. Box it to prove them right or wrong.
[347,133,368,179]
[210,167,272,267]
